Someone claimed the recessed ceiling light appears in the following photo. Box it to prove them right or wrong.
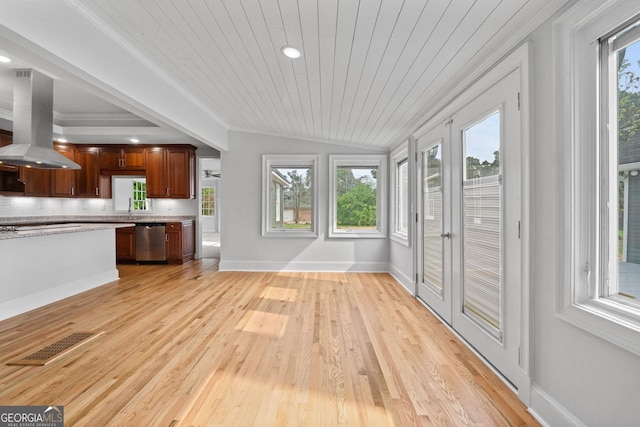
[0,56,11,63]
[130,138,140,143]
[56,138,67,143]
[282,46,301,59]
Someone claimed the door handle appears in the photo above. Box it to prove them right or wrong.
[440,232,451,239]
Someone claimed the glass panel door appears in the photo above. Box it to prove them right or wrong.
[462,111,503,337]
[450,69,521,386]
[417,125,452,323]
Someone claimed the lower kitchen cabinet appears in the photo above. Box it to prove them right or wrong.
[115,226,136,263]
[116,221,194,265]
[166,221,195,264]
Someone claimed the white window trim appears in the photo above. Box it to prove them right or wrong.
[390,141,411,246]
[329,154,388,239]
[555,0,640,357]
[261,154,318,238]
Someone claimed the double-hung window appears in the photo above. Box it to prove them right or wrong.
[202,187,215,216]
[556,0,640,356]
[262,154,318,237]
[329,154,387,238]
[390,143,410,245]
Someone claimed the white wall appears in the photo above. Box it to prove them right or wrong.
[219,130,389,272]
[527,7,640,426]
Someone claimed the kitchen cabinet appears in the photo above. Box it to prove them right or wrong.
[100,147,145,171]
[115,226,136,263]
[51,144,76,197]
[145,146,195,199]
[75,146,110,198]
[21,167,50,197]
[0,130,17,172]
[166,221,195,264]
[0,130,25,194]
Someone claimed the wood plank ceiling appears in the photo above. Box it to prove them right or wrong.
[77,0,561,149]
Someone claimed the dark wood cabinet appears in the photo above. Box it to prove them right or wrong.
[0,130,25,194]
[166,221,195,264]
[145,147,167,198]
[115,226,136,262]
[146,146,195,199]
[100,147,145,171]
[75,147,111,198]
[0,137,194,199]
[21,167,50,197]
[51,144,76,197]
[75,146,101,197]
[182,220,195,261]
[0,130,17,172]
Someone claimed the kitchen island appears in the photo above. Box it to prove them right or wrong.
[0,223,133,321]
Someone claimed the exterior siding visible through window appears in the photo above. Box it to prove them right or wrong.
[262,155,318,237]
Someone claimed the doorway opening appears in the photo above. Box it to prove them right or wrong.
[199,157,220,261]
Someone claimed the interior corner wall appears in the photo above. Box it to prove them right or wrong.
[219,131,389,272]
[529,7,640,426]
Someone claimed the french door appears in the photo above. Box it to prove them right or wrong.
[416,69,522,386]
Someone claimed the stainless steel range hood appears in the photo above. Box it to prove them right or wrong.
[0,69,80,169]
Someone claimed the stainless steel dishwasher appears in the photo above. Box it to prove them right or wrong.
[135,223,166,262]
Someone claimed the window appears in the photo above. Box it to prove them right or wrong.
[132,179,149,211]
[262,155,318,237]
[390,143,410,245]
[202,187,215,216]
[602,21,640,303]
[556,0,640,356]
[329,154,387,238]
[112,176,151,212]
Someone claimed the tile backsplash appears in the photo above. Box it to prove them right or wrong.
[0,196,197,218]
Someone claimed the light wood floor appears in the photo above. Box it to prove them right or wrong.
[0,261,538,426]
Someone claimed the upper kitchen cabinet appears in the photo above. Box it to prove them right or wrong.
[75,146,109,198]
[51,144,76,197]
[145,146,195,199]
[0,130,25,194]
[100,147,145,171]
[0,130,18,174]
[21,167,50,197]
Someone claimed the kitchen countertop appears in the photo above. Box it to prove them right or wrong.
[0,215,195,226]
[0,222,135,240]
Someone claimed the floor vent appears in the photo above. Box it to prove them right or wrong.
[7,331,104,366]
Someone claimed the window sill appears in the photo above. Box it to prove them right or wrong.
[329,229,386,239]
[262,230,318,238]
[557,301,640,357]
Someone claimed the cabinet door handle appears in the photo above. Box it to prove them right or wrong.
[165,234,168,242]
[71,187,74,196]
[95,187,99,196]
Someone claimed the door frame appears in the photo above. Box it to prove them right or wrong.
[411,43,531,402]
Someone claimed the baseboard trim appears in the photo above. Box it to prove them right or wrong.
[388,265,415,295]
[0,270,119,322]
[219,260,389,272]
[530,384,584,427]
